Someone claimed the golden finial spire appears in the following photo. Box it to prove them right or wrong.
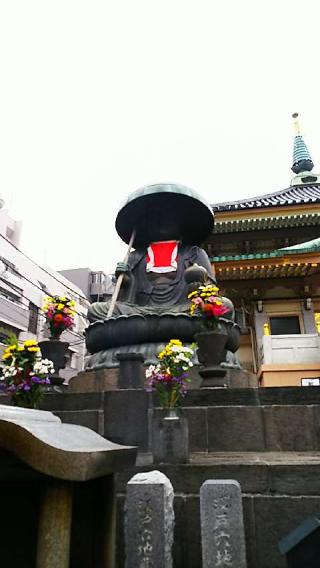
[292,112,301,135]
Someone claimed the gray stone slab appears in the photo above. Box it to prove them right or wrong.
[53,410,103,435]
[116,459,269,495]
[311,405,320,450]
[242,496,258,568]
[269,463,320,495]
[0,404,136,481]
[104,390,149,450]
[263,406,316,451]
[41,391,104,410]
[200,480,247,568]
[125,470,174,568]
[186,407,208,452]
[208,406,264,451]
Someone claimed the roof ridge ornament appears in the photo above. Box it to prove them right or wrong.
[291,112,314,175]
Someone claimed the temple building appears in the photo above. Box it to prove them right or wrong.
[207,114,320,386]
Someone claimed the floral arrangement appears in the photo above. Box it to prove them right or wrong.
[42,295,75,338]
[1,338,54,408]
[188,284,230,329]
[145,339,195,408]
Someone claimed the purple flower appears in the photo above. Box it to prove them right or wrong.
[31,376,42,384]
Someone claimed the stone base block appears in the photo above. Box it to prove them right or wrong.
[68,369,118,392]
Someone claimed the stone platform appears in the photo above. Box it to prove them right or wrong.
[2,385,320,567]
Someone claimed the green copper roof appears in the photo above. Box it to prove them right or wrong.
[211,238,320,262]
[211,252,279,262]
[277,237,320,254]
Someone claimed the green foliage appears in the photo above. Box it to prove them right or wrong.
[0,328,18,347]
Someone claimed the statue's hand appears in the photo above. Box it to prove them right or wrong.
[115,261,130,276]
[184,263,207,284]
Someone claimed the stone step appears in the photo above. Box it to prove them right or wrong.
[37,388,320,453]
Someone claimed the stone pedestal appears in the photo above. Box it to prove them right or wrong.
[199,366,229,387]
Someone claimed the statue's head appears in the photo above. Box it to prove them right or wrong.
[116,183,214,248]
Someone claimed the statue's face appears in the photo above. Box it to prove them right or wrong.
[147,198,181,242]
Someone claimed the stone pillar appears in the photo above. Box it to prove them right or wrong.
[125,470,174,568]
[302,302,317,334]
[36,480,73,568]
[254,310,268,365]
[116,353,145,388]
[200,479,247,568]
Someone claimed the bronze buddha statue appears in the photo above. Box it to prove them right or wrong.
[86,184,239,369]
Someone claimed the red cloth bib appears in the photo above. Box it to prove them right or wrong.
[146,241,178,273]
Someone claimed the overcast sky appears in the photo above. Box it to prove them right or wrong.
[1,0,320,274]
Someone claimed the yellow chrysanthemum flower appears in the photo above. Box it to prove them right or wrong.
[2,353,11,360]
[5,345,17,352]
[27,346,40,352]
[187,291,198,299]
[169,339,182,346]
[24,339,38,347]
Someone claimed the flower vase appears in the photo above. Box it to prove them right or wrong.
[151,407,189,464]
[164,407,180,420]
[12,395,38,409]
[39,339,69,387]
[195,327,229,387]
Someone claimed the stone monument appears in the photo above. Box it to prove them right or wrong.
[125,470,174,568]
[200,479,247,568]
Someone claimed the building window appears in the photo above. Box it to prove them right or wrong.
[28,302,39,334]
[269,316,301,335]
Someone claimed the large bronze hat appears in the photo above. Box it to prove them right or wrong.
[115,183,214,247]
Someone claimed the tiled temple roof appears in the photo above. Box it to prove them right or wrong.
[212,185,320,212]
[215,262,319,281]
[214,213,320,233]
